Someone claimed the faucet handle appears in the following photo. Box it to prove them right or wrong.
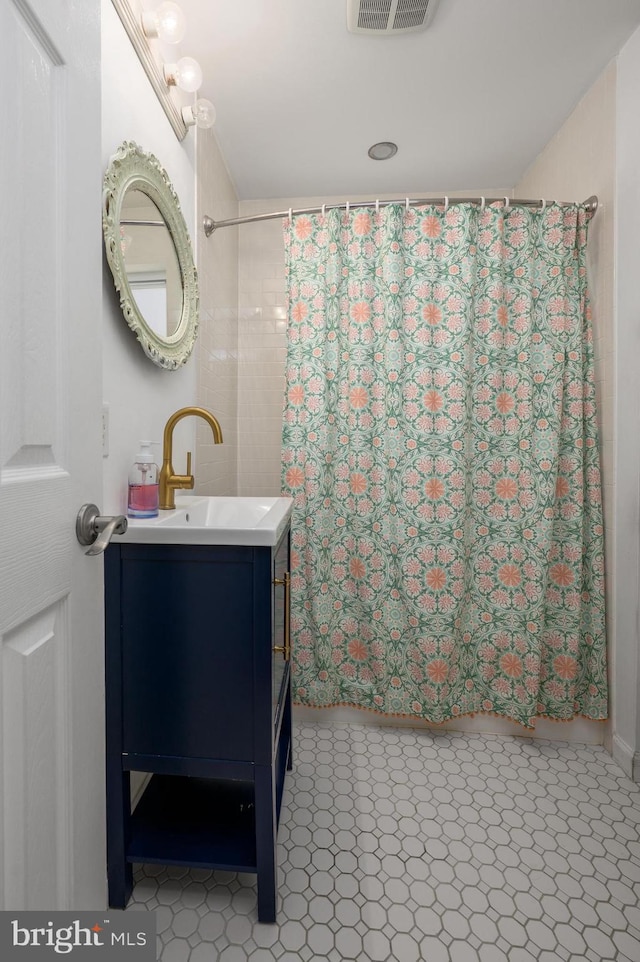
[186,451,192,476]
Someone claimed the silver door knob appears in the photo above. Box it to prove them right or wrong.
[76,503,128,555]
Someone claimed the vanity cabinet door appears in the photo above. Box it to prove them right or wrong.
[119,545,255,762]
[272,531,290,722]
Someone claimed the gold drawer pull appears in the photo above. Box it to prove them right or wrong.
[273,572,291,661]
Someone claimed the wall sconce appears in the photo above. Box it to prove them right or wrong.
[163,56,203,93]
[141,2,186,43]
[163,50,217,130]
[182,99,216,130]
[111,0,216,140]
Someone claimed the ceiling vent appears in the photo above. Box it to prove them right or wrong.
[347,0,441,35]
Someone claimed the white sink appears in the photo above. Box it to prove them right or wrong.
[121,496,293,546]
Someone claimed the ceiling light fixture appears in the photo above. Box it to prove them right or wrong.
[368,141,398,161]
[141,2,186,44]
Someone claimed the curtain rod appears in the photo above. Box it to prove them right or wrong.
[120,219,166,227]
[203,194,598,236]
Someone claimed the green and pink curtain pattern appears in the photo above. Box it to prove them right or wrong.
[281,202,607,729]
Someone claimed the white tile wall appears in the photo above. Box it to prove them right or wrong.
[237,206,289,496]
[195,128,239,495]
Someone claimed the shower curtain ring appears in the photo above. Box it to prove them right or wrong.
[444,196,449,211]
[375,198,380,215]
[504,197,510,210]
[288,207,292,224]
[539,198,546,211]
[345,201,350,221]
[322,204,326,219]
[480,197,486,210]
[405,197,410,211]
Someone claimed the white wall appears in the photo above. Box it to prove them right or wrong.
[101,0,197,516]
[614,24,640,778]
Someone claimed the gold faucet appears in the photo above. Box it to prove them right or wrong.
[159,406,223,509]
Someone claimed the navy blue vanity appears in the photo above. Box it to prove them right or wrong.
[104,521,292,923]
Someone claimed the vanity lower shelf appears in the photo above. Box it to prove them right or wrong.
[128,774,259,872]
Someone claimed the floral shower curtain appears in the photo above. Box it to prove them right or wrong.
[281,202,607,729]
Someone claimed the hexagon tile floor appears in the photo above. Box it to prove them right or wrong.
[125,721,640,961]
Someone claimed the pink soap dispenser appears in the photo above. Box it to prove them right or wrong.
[127,441,159,518]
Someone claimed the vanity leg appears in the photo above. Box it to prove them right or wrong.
[254,765,277,923]
[106,765,133,908]
[284,683,293,771]
[105,545,133,908]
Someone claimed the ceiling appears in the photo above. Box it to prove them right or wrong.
[176,0,640,200]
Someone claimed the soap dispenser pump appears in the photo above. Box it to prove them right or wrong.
[128,441,159,518]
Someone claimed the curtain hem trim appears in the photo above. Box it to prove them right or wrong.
[293,699,608,732]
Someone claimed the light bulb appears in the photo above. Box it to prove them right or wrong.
[164,56,202,93]
[182,99,216,130]
[142,2,186,43]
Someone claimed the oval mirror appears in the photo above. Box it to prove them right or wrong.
[102,141,198,369]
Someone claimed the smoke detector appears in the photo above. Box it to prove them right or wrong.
[347,0,441,35]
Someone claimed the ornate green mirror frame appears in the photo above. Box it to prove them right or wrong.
[102,141,198,370]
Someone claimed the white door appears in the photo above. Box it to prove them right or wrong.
[0,0,104,909]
